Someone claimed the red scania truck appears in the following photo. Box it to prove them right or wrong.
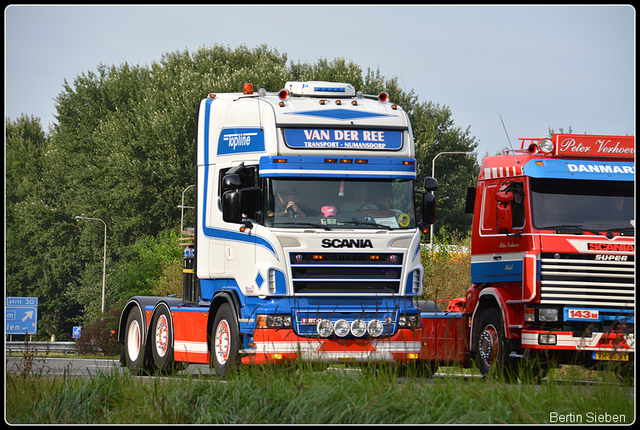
[417,134,635,377]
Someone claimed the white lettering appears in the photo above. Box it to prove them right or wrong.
[566,164,634,175]
[559,138,591,153]
[597,139,634,155]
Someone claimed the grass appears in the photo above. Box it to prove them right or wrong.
[5,362,634,424]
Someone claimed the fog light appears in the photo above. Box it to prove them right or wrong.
[538,334,557,345]
[317,320,334,337]
[368,320,384,337]
[351,320,367,337]
[539,308,558,322]
[334,320,350,337]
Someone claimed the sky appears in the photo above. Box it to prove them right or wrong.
[4,4,635,159]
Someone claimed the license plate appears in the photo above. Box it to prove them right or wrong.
[592,351,629,361]
[566,308,599,321]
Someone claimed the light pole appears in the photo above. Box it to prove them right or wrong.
[430,151,477,247]
[178,184,195,235]
[75,216,107,313]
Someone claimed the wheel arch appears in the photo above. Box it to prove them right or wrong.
[207,290,242,352]
[118,297,183,346]
[469,289,505,352]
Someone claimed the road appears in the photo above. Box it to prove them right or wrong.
[5,356,214,377]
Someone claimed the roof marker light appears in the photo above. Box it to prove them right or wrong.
[243,83,254,94]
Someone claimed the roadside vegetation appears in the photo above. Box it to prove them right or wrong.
[6,362,633,424]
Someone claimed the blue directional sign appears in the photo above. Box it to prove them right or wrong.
[73,326,82,339]
[6,297,38,335]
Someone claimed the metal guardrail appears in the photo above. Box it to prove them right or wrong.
[5,341,78,355]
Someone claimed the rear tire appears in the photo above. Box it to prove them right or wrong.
[124,306,147,375]
[151,306,176,373]
[210,303,240,377]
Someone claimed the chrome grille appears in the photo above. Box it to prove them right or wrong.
[539,253,635,311]
[289,252,403,294]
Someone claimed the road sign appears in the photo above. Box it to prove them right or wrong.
[6,297,38,335]
[73,326,82,339]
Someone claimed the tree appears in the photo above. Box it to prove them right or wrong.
[6,115,83,339]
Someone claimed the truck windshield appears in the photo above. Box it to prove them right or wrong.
[530,179,634,235]
[264,178,416,230]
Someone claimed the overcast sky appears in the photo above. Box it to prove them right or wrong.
[4,4,635,159]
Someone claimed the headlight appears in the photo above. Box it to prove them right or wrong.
[257,314,292,328]
[539,308,559,322]
[399,314,421,328]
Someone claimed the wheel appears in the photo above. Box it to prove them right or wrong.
[210,303,240,377]
[124,306,147,374]
[475,308,512,377]
[151,306,176,373]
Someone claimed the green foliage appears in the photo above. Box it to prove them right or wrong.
[421,228,471,303]
[6,366,634,424]
[106,229,183,315]
[6,43,479,339]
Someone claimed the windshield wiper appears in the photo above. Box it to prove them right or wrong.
[542,225,603,235]
[602,226,635,237]
[278,221,331,230]
[340,220,392,230]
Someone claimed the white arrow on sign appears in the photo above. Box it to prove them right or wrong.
[22,310,34,322]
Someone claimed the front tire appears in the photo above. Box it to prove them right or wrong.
[475,308,511,377]
[210,303,240,377]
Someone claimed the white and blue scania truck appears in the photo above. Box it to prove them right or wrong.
[117,81,438,376]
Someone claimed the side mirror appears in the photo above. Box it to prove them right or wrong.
[222,173,242,193]
[416,177,438,228]
[222,190,242,223]
[424,177,439,192]
[465,187,476,214]
[496,203,513,234]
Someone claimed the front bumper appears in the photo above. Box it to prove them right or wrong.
[241,328,422,365]
[521,329,635,352]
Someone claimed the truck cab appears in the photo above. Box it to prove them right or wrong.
[118,81,438,376]
[466,134,634,375]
